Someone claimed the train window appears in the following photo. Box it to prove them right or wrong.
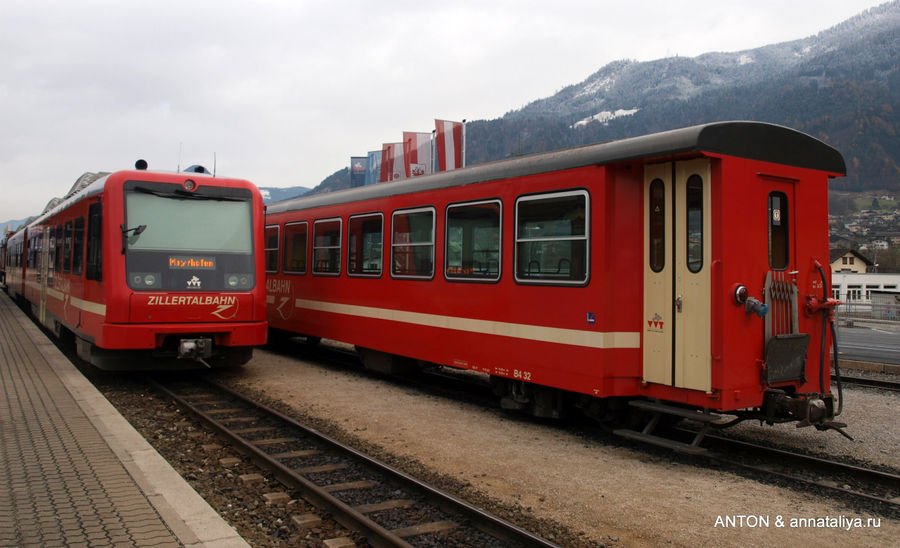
[649,179,665,273]
[313,218,342,275]
[46,229,55,286]
[124,189,253,254]
[86,203,102,281]
[769,191,789,270]
[27,234,37,269]
[686,175,703,274]
[264,225,280,273]
[283,221,308,274]
[348,213,383,277]
[391,207,435,279]
[446,200,501,281]
[62,221,73,273]
[54,226,63,273]
[72,217,85,276]
[515,190,588,284]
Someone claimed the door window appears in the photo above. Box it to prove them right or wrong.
[685,175,703,274]
[649,179,665,273]
[769,192,789,270]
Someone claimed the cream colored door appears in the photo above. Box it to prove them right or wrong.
[643,159,711,392]
[643,163,673,385]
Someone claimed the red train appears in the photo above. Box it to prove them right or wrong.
[0,234,7,288]
[265,121,848,450]
[4,163,267,369]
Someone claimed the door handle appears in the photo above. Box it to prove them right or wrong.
[675,294,683,313]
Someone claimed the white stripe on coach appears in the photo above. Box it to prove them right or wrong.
[295,298,640,350]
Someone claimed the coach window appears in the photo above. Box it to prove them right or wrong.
[515,190,588,284]
[769,191,789,270]
[649,179,665,272]
[72,217,85,276]
[54,226,63,273]
[86,203,102,281]
[48,229,56,283]
[283,221,308,274]
[264,225,280,273]
[446,200,501,281]
[27,233,37,269]
[391,207,434,279]
[686,175,703,273]
[313,218,342,275]
[62,221,73,273]
[348,213,383,277]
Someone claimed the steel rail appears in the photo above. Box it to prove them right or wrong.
[834,374,900,392]
[699,433,900,511]
[147,375,559,548]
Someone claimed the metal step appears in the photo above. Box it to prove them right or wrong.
[628,399,720,423]
[613,428,708,455]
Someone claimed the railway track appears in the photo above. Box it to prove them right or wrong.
[146,374,559,548]
[836,373,900,392]
[270,339,900,517]
[675,430,900,515]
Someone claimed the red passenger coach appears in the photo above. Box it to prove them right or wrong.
[266,121,848,449]
[4,164,267,369]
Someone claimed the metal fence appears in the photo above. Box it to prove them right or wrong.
[835,302,900,325]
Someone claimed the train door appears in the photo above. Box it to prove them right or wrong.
[39,227,51,326]
[642,159,712,392]
[760,179,806,386]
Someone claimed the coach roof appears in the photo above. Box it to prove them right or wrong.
[267,121,846,214]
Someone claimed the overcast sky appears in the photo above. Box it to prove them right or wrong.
[0,0,889,225]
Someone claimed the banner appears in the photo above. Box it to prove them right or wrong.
[435,119,464,172]
[364,150,381,186]
[403,131,432,178]
[350,156,367,188]
[379,143,406,182]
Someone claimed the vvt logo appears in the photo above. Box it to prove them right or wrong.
[187,276,202,288]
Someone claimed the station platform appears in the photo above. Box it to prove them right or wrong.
[0,292,249,547]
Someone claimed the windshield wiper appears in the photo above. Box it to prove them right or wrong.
[121,224,147,253]
[133,185,245,201]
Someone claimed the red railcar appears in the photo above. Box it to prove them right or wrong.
[4,165,267,369]
[265,122,847,448]
[0,233,7,287]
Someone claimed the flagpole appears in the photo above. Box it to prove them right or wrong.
[462,119,467,168]
[431,129,436,173]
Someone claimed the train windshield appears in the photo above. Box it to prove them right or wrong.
[123,181,255,291]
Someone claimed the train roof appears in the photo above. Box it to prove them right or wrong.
[12,167,232,236]
[268,121,846,214]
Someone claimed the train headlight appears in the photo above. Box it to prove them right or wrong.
[184,179,197,191]
[224,273,252,289]
[733,283,768,317]
[129,272,161,289]
[733,284,748,305]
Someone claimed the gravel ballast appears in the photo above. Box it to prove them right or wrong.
[211,347,899,547]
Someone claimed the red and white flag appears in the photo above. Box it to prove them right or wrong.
[379,143,406,182]
[435,119,464,172]
[403,131,432,178]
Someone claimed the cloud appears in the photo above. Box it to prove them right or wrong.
[0,0,886,223]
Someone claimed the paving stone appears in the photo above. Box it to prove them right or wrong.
[0,295,182,547]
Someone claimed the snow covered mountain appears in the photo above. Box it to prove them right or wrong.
[464,1,900,191]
